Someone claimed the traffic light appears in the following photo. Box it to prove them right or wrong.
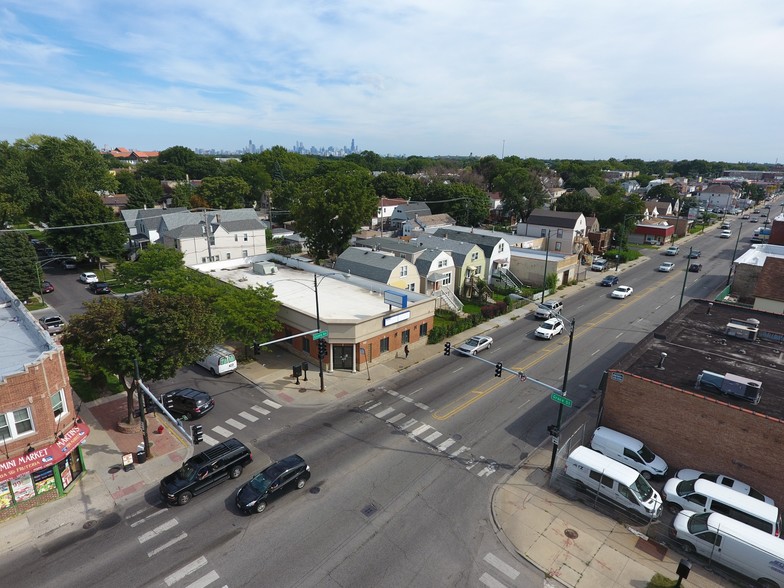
[494,362,503,377]
[191,424,203,445]
[444,342,451,356]
[164,394,174,411]
[253,341,260,355]
[547,424,560,438]
[318,340,327,359]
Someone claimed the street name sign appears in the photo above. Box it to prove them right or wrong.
[550,393,573,407]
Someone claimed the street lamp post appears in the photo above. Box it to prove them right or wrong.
[727,222,743,287]
[541,230,551,302]
[549,317,576,472]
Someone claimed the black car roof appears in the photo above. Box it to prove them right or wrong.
[189,438,248,465]
[263,454,306,477]
[167,388,210,400]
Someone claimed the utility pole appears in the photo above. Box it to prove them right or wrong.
[549,318,575,472]
[134,359,151,458]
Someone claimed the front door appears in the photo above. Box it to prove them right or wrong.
[334,345,353,370]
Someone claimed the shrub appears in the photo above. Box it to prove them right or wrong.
[480,301,508,319]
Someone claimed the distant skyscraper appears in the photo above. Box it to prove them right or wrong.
[351,138,355,153]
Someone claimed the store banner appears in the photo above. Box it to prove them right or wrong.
[0,422,90,483]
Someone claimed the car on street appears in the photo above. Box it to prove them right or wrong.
[590,258,609,271]
[600,275,619,287]
[455,335,493,355]
[741,214,750,219]
[665,246,679,256]
[79,272,98,283]
[674,469,774,504]
[88,281,112,294]
[611,285,634,299]
[535,317,565,339]
[61,258,78,270]
[39,315,65,334]
[41,280,55,294]
[658,262,675,272]
[235,454,311,514]
[720,230,732,238]
[688,250,701,258]
[534,299,564,319]
[689,263,703,272]
[161,388,215,420]
[750,217,759,223]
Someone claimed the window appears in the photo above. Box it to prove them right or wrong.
[623,448,644,464]
[380,337,390,352]
[686,493,707,507]
[209,236,215,245]
[471,252,479,261]
[0,407,34,439]
[499,243,504,252]
[400,265,408,277]
[303,338,310,353]
[617,484,638,504]
[555,241,562,251]
[402,330,410,344]
[235,235,238,242]
[438,259,447,268]
[51,389,67,418]
[443,272,452,286]
[226,253,231,260]
[557,228,564,238]
[540,229,547,237]
[408,283,415,291]
[243,233,249,242]
[694,531,721,547]
[419,323,428,337]
[588,470,613,488]
[242,250,248,257]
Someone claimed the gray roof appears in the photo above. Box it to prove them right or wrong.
[433,228,508,257]
[408,234,479,266]
[525,208,583,228]
[393,202,431,219]
[413,248,450,276]
[356,237,421,256]
[219,218,266,232]
[165,224,205,239]
[335,247,408,283]
[120,207,188,231]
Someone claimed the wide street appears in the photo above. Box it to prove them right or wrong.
[2,217,761,587]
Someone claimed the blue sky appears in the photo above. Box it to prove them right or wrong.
[2,1,783,162]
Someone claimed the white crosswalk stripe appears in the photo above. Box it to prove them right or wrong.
[409,424,431,438]
[386,412,406,424]
[437,438,457,452]
[129,508,166,528]
[399,418,418,431]
[414,402,430,410]
[483,553,520,580]
[366,401,382,411]
[238,411,258,422]
[202,434,219,446]
[375,407,395,419]
[479,571,508,588]
[225,418,246,430]
[423,431,442,444]
[138,518,179,544]
[450,445,470,458]
[386,390,399,397]
[212,426,233,438]
[251,405,270,416]
[262,399,282,409]
[164,556,208,586]
[147,532,188,557]
[184,570,220,588]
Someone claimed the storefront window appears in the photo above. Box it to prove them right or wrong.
[380,337,390,352]
[0,482,12,510]
[402,330,410,344]
[33,467,56,494]
[419,323,428,337]
[10,474,35,502]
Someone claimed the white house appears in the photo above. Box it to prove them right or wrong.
[516,209,587,255]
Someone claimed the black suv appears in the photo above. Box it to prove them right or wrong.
[161,388,215,420]
[235,454,311,514]
[160,438,252,505]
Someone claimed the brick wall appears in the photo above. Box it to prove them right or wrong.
[603,371,784,506]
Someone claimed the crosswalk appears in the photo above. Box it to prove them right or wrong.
[359,388,499,479]
[201,399,282,446]
[125,506,228,587]
[479,552,522,588]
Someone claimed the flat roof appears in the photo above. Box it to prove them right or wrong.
[612,299,784,420]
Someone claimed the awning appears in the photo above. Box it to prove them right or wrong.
[0,421,91,483]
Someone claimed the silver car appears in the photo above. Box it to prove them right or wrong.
[455,335,493,355]
[39,315,65,334]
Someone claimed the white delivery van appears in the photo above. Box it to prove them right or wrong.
[565,446,662,519]
[196,346,238,376]
[663,478,781,537]
[590,426,668,479]
[672,510,784,588]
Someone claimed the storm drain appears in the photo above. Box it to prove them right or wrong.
[564,528,579,540]
[83,520,97,530]
[361,504,378,518]
[309,487,321,495]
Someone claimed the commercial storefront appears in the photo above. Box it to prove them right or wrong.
[0,421,90,515]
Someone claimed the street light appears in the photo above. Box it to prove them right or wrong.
[727,222,743,287]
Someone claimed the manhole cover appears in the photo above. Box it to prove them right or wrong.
[564,528,579,540]
[83,520,97,530]
[309,487,321,495]
[452,434,462,441]
[361,504,378,517]
[108,466,121,475]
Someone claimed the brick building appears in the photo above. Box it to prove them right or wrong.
[598,299,784,506]
[0,280,89,519]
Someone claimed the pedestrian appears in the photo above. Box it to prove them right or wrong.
[404,344,409,359]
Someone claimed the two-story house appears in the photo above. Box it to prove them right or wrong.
[410,234,486,298]
[389,202,432,232]
[698,184,737,211]
[401,213,456,236]
[516,209,587,255]
[374,197,408,232]
[433,228,512,284]
[335,247,420,292]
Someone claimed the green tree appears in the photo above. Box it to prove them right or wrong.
[198,176,250,209]
[114,170,137,194]
[0,192,25,228]
[0,231,39,301]
[422,182,490,226]
[114,245,186,290]
[495,168,547,219]
[646,184,679,201]
[170,182,195,208]
[127,177,165,209]
[0,140,39,218]
[292,172,377,261]
[63,292,223,424]
[372,172,421,200]
[47,191,127,258]
[553,191,597,217]
[158,145,199,169]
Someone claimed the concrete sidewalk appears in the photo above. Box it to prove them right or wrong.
[1,235,731,587]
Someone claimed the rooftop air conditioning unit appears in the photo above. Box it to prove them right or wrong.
[725,318,759,341]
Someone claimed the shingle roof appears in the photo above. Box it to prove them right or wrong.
[335,247,409,283]
[409,234,480,265]
[413,248,450,276]
[356,237,421,255]
[433,228,509,256]
[525,208,583,228]
[218,218,266,232]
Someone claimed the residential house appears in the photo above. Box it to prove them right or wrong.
[620,179,640,193]
[626,217,675,246]
[356,237,455,294]
[730,243,784,305]
[101,193,129,215]
[409,234,486,298]
[401,213,456,236]
[433,228,512,283]
[105,147,159,164]
[577,187,602,200]
[389,202,431,232]
[374,197,408,231]
[516,209,588,255]
[644,200,673,218]
[585,216,611,255]
[335,247,420,292]
[698,184,737,211]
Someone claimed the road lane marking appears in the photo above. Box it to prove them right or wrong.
[147,532,187,557]
[238,411,258,422]
[386,390,399,397]
[212,426,233,438]
[375,407,395,419]
[484,553,520,580]
[401,396,414,403]
[366,402,382,411]
[410,424,431,437]
[411,387,423,394]
[129,509,166,527]
[164,556,208,586]
[262,399,282,409]
[450,445,470,458]
[399,418,418,431]
[225,418,245,430]
[185,570,220,588]
[138,518,179,544]
[386,413,406,424]
[479,571,508,588]
[423,431,442,444]
[414,402,430,410]
[437,438,456,452]
[251,405,270,416]
[202,434,219,446]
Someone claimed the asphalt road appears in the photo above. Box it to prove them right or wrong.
[3,216,763,587]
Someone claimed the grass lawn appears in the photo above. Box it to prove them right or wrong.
[68,364,125,402]
[462,303,482,314]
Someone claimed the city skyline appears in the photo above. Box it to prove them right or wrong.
[2,2,783,163]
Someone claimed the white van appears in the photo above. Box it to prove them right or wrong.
[672,510,784,588]
[565,446,662,519]
[196,346,238,376]
[590,426,668,479]
[663,477,781,537]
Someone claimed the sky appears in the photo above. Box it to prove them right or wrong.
[1,1,783,163]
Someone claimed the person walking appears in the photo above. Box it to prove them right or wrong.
[404,344,409,359]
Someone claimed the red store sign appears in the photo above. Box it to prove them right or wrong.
[0,422,90,483]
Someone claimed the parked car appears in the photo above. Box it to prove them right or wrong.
[600,275,619,287]
[196,346,238,376]
[61,258,78,270]
[688,250,701,258]
[534,299,563,319]
[658,262,675,272]
[750,217,759,223]
[689,263,703,272]
[79,272,98,283]
[40,280,54,294]
[455,335,493,355]
[590,426,668,480]
[535,318,564,339]
[235,454,311,514]
[741,213,751,219]
[591,258,609,272]
[665,246,679,256]
[611,285,634,299]
[160,438,252,506]
[161,388,215,420]
[674,469,774,504]
[39,315,65,334]
[88,281,112,294]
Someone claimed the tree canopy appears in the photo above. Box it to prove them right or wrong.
[0,231,39,301]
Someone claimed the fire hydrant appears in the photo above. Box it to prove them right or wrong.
[156,425,164,434]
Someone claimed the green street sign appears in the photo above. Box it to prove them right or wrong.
[313,330,329,340]
[550,393,573,408]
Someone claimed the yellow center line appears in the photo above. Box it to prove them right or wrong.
[432,284,659,421]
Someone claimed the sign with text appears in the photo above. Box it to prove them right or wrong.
[313,330,329,340]
[383,311,411,327]
[383,291,408,309]
[550,393,573,408]
[0,422,90,483]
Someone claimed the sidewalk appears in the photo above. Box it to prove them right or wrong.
[1,239,729,587]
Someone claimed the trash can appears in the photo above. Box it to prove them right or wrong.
[136,449,147,464]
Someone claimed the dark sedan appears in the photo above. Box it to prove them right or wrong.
[689,263,703,272]
[88,281,112,294]
[41,280,55,294]
[600,275,619,287]
[235,454,311,514]
[688,250,701,259]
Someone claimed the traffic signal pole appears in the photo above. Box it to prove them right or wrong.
[549,318,575,472]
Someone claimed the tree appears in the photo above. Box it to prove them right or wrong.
[127,177,165,209]
[158,145,199,169]
[63,292,223,424]
[422,182,490,226]
[292,172,377,261]
[0,231,39,301]
[372,172,421,201]
[495,168,547,219]
[646,184,679,201]
[0,140,39,218]
[553,191,597,217]
[47,191,127,258]
[197,176,250,209]
[114,245,186,291]
[170,182,195,208]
